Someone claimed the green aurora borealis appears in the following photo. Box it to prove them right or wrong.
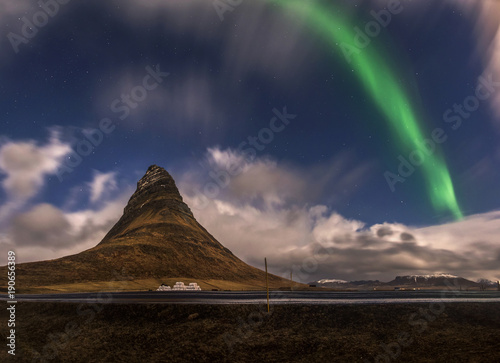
[275,0,463,220]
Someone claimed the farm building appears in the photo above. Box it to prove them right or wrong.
[156,284,171,291]
[156,282,201,291]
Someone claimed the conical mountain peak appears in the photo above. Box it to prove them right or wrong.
[137,165,180,197]
[138,165,176,191]
[125,165,183,214]
[98,165,194,245]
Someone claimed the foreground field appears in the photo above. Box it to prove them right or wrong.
[1,302,499,362]
[0,277,303,294]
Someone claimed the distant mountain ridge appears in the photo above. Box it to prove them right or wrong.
[400,273,459,279]
[311,273,495,289]
[387,274,478,288]
[317,279,348,284]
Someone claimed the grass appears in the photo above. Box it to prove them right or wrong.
[1,277,301,294]
[1,302,499,362]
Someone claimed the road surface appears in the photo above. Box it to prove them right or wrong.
[2,290,500,304]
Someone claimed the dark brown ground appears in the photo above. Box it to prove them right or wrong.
[1,302,499,362]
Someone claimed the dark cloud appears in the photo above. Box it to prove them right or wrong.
[400,232,416,241]
[377,226,393,237]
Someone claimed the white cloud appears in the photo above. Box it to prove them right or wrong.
[64,190,131,249]
[208,147,248,171]
[0,130,72,221]
[2,189,131,263]
[88,170,117,203]
[183,147,374,210]
[0,130,71,200]
[312,209,365,244]
[415,211,500,253]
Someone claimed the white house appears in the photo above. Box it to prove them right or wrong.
[157,282,201,291]
[156,284,172,291]
[185,283,201,291]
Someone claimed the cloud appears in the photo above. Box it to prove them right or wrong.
[64,191,131,249]
[0,130,71,201]
[445,0,500,128]
[0,164,129,262]
[212,154,307,208]
[115,0,215,32]
[101,0,316,83]
[1,189,131,263]
[188,193,500,282]
[0,130,72,221]
[372,0,500,131]
[144,73,222,130]
[9,204,71,248]
[376,226,393,238]
[0,0,32,23]
[182,147,375,210]
[470,1,500,126]
[93,64,228,137]
[179,149,500,282]
[0,0,70,64]
[400,232,416,241]
[88,170,117,203]
[218,1,314,83]
[414,210,500,253]
[2,147,499,283]
[311,208,365,244]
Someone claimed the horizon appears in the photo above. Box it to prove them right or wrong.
[1,0,499,283]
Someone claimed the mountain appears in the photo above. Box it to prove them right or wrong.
[1,165,293,292]
[316,279,349,285]
[312,273,483,290]
[387,274,479,288]
[311,279,384,289]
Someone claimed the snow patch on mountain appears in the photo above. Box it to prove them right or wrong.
[402,273,459,280]
[317,279,348,284]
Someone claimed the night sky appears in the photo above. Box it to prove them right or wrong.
[1,0,499,282]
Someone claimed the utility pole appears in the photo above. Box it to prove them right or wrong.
[265,258,269,313]
[290,271,293,291]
